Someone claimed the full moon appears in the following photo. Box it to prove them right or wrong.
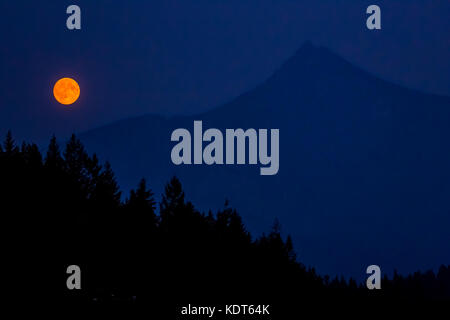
[53,78,80,105]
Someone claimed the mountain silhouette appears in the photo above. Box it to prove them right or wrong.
[80,42,450,278]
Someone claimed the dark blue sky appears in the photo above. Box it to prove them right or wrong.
[0,0,449,141]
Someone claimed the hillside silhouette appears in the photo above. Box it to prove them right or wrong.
[0,132,449,315]
[79,42,450,278]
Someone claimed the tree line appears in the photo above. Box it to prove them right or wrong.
[0,131,448,311]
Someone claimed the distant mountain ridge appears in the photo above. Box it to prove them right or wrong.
[80,42,450,278]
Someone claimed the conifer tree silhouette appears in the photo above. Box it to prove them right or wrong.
[45,135,64,171]
[91,161,121,211]
[126,178,157,230]
[0,132,448,310]
[3,130,19,155]
[21,143,42,169]
[159,176,185,232]
[127,179,156,215]
[64,134,89,188]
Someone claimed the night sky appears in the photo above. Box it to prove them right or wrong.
[0,0,449,141]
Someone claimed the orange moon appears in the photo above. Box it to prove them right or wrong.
[53,78,80,105]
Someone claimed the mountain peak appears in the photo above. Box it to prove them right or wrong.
[264,41,368,91]
[294,40,316,54]
[289,41,346,68]
[293,41,333,58]
[80,43,450,279]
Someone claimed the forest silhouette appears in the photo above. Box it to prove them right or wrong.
[0,131,449,313]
